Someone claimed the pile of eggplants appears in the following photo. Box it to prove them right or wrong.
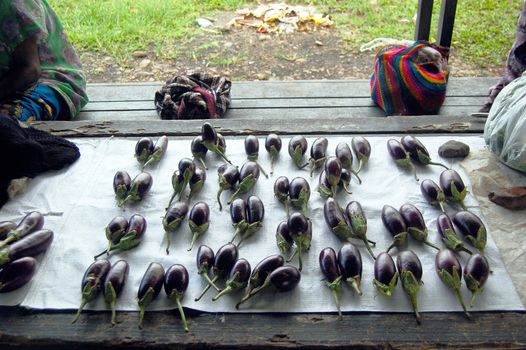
[94,214,147,259]
[245,134,269,178]
[212,258,251,301]
[195,243,238,301]
[401,135,448,170]
[227,161,261,205]
[265,133,282,175]
[199,122,233,165]
[229,195,265,247]
[113,170,153,207]
[135,135,168,170]
[387,138,418,181]
[273,176,311,214]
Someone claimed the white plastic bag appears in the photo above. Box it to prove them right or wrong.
[484,76,526,173]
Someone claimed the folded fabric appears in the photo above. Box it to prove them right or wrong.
[154,72,232,119]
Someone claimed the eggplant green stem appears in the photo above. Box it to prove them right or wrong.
[212,286,233,301]
[429,161,449,170]
[362,238,377,260]
[175,296,189,332]
[195,275,219,301]
[71,299,87,324]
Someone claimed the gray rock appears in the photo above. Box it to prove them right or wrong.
[438,140,470,158]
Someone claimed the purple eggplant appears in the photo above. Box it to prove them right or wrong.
[399,203,440,250]
[142,135,168,169]
[274,176,290,213]
[103,259,129,326]
[237,195,265,247]
[420,179,446,213]
[168,158,196,206]
[401,135,448,169]
[0,221,17,241]
[452,211,487,251]
[217,133,227,153]
[387,138,418,181]
[163,201,189,254]
[351,136,371,175]
[437,214,472,254]
[276,220,293,254]
[113,170,131,204]
[0,229,53,268]
[339,169,353,195]
[213,258,251,301]
[344,201,376,259]
[0,256,37,293]
[191,135,209,169]
[336,142,361,183]
[323,198,354,241]
[396,250,423,324]
[135,137,154,169]
[288,135,309,169]
[164,264,190,332]
[200,122,233,165]
[120,172,153,207]
[245,134,268,178]
[309,137,328,177]
[381,205,408,253]
[189,166,206,200]
[435,249,470,318]
[227,161,260,204]
[463,253,490,306]
[319,247,343,318]
[103,216,128,255]
[287,212,312,271]
[236,254,285,308]
[195,245,220,297]
[317,170,334,199]
[338,243,363,295]
[138,262,165,328]
[229,198,248,244]
[95,214,147,258]
[265,133,282,175]
[0,211,45,248]
[196,243,238,301]
[217,164,240,211]
[72,259,111,324]
[373,252,398,297]
[289,177,310,213]
[324,156,342,197]
[440,169,469,210]
[187,202,210,251]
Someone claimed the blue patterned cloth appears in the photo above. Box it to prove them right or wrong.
[0,84,68,121]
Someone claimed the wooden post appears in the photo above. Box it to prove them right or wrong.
[436,0,458,48]
[415,0,434,41]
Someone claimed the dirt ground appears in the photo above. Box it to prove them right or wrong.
[80,17,504,84]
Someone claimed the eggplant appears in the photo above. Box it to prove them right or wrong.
[274,176,290,213]
[169,158,196,206]
[143,135,168,169]
[288,135,308,169]
[319,247,343,318]
[323,198,354,241]
[339,169,353,195]
[387,138,418,181]
[351,136,371,175]
[0,229,54,268]
[95,214,147,258]
[373,252,398,297]
[440,169,469,210]
[344,201,376,259]
[229,198,248,243]
[309,137,328,177]
[381,205,408,253]
[401,135,448,169]
[287,212,311,271]
[0,221,16,241]
[317,170,334,199]
[188,166,206,200]
[435,249,470,318]
[120,172,153,207]
[191,135,209,169]
[195,245,220,299]
[213,258,251,301]
[289,176,310,213]
[196,243,238,301]
[216,133,227,154]
[227,161,260,204]
[137,262,165,328]
[201,121,218,144]
[463,253,490,306]
[238,195,265,247]
[200,122,233,164]
[103,259,129,326]
[187,202,210,251]
[276,220,293,253]
[420,179,446,213]
[113,170,131,204]
[0,256,37,293]
[452,211,487,251]
[0,211,45,248]
[338,243,363,295]
[135,137,154,169]
[164,264,190,332]
[265,133,282,175]
[436,214,472,254]
[245,134,268,178]
[336,142,361,183]
[217,164,240,211]
[324,157,342,197]
[399,203,440,250]
[163,201,189,254]
[396,250,423,324]
[72,259,111,324]
[236,254,285,308]
[104,216,128,254]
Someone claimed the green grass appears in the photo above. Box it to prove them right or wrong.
[50,0,522,68]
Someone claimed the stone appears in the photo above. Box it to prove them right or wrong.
[438,140,470,158]
[139,59,152,69]
[132,51,148,59]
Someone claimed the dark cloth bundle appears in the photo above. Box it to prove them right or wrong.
[0,115,80,207]
[155,73,232,119]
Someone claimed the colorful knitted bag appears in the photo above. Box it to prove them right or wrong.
[370,40,449,116]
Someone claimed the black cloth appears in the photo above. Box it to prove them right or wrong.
[0,115,80,207]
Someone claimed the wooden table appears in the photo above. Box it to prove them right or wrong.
[3,78,525,350]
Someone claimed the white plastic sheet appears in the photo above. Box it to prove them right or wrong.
[0,135,523,314]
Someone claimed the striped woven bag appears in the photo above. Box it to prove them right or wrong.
[370,40,449,116]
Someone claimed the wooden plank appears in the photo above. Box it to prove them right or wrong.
[437,0,458,48]
[0,308,524,349]
[415,0,434,41]
[30,115,486,137]
[86,78,499,102]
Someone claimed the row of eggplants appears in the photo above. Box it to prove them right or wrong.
[421,169,469,211]
[0,212,54,293]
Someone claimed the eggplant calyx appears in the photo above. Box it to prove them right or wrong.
[373,271,398,297]
[464,273,484,307]
[325,276,343,319]
[331,222,354,241]
[346,275,363,296]
[317,184,333,199]
[386,232,408,253]
[438,267,471,318]
[138,287,156,329]
[407,227,440,251]
[442,230,473,255]
[400,270,422,324]
[188,221,209,251]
